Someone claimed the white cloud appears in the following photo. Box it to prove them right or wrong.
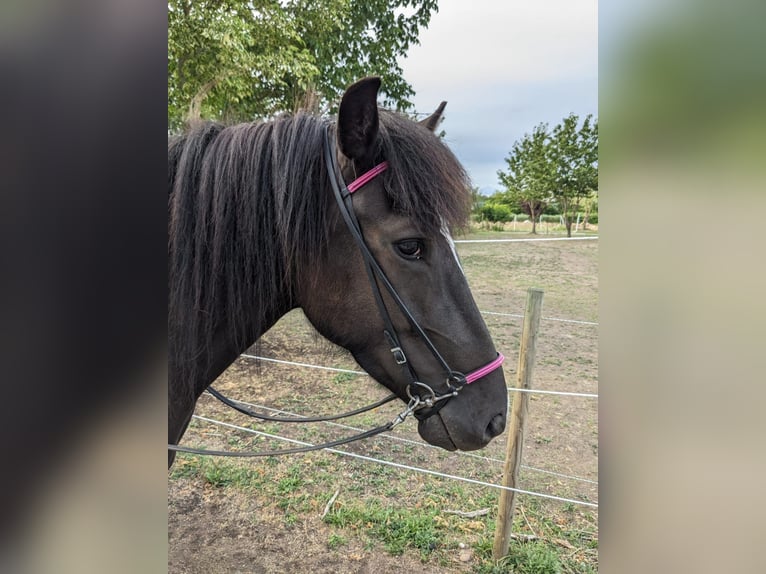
[401,0,597,92]
[397,0,598,192]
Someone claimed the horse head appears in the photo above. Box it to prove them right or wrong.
[298,78,508,451]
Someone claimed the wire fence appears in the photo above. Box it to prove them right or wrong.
[201,388,599,486]
[482,309,598,327]
[192,414,598,509]
[183,236,598,510]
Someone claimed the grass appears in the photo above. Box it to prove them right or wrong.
[474,538,562,574]
[323,502,442,559]
[276,465,304,495]
[327,533,347,549]
[170,456,264,489]
[172,423,598,572]
[332,372,358,384]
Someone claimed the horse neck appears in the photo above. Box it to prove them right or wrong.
[196,301,293,393]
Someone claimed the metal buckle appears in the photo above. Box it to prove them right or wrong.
[390,346,407,365]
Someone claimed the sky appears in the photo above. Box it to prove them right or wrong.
[397,0,598,195]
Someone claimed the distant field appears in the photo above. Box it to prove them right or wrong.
[168,232,598,574]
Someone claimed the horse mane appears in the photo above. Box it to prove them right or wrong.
[168,109,471,399]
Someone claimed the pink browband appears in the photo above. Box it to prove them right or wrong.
[465,353,505,385]
[346,162,389,193]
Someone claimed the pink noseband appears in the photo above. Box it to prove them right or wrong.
[465,353,505,384]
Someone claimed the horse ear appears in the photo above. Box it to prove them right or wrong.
[337,77,381,162]
[419,101,447,132]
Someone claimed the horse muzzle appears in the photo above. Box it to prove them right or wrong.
[414,367,508,451]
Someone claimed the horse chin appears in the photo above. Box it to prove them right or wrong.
[417,415,457,452]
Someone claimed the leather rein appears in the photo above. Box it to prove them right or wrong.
[167,125,504,458]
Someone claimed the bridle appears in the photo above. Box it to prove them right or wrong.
[321,125,504,419]
[167,124,504,458]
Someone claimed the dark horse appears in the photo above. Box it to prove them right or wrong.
[168,78,507,466]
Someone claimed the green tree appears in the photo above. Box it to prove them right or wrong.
[549,114,598,237]
[168,0,439,131]
[497,115,598,236]
[168,0,315,130]
[497,123,553,234]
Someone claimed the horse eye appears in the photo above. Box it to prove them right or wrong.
[397,240,423,260]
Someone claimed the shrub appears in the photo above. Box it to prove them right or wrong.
[480,203,513,222]
[587,213,598,224]
[514,213,529,222]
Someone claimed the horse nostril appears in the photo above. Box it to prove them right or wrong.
[486,413,506,439]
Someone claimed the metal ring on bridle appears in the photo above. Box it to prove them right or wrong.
[406,380,461,411]
[446,371,468,391]
[406,381,437,407]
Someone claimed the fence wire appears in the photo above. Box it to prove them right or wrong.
[189,414,598,509]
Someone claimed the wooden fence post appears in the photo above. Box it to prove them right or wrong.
[492,288,544,561]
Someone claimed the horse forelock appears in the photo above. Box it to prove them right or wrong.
[376,110,472,236]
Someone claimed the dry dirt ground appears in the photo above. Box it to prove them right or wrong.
[168,231,598,573]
